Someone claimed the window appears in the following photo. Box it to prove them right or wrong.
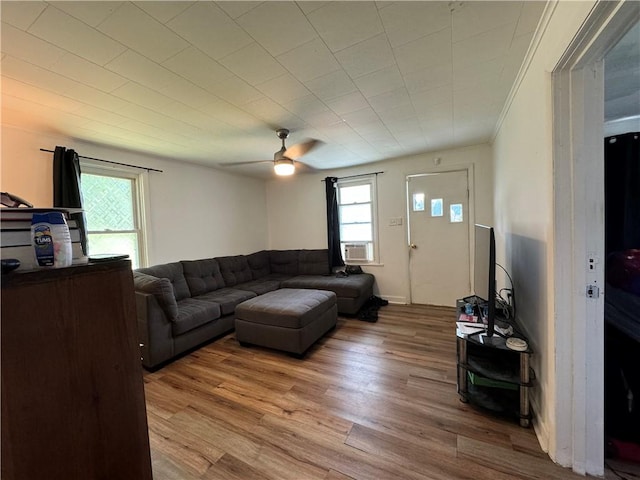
[431,198,443,217]
[80,163,148,269]
[337,176,378,263]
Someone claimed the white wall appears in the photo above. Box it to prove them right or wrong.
[1,125,269,265]
[492,0,596,465]
[266,143,493,304]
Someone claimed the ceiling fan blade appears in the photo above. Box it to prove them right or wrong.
[284,139,321,160]
[293,160,317,174]
[218,160,272,167]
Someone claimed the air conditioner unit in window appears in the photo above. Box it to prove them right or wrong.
[344,243,368,262]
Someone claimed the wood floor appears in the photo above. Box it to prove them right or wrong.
[143,304,588,480]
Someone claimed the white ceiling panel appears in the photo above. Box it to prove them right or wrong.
[1,77,85,112]
[157,78,222,110]
[515,1,546,37]
[307,2,383,53]
[167,2,252,60]
[27,5,126,66]
[453,24,515,69]
[96,2,189,63]
[255,73,311,105]
[235,2,317,57]
[219,42,286,86]
[111,82,176,111]
[276,38,341,83]
[161,47,234,91]
[304,70,357,103]
[1,1,47,30]
[52,1,123,27]
[353,65,405,98]
[1,1,561,178]
[0,23,66,69]
[378,1,450,48]
[207,74,263,106]
[452,1,522,43]
[404,64,452,94]
[2,55,83,98]
[393,28,452,75]
[49,53,128,93]
[325,91,370,117]
[215,1,261,20]
[335,33,396,79]
[104,50,182,91]
[134,1,195,24]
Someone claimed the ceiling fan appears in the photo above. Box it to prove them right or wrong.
[220,129,320,176]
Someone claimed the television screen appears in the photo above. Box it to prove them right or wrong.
[474,224,496,337]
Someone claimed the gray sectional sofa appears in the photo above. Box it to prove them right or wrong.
[133,249,375,369]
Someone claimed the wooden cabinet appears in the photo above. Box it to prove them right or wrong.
[1,260,152,480]
[455,300,533,427]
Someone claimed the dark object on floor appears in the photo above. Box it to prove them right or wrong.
[357,295,389,322]
[607,437,640,463]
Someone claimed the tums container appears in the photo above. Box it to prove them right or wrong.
[31,212,72,268]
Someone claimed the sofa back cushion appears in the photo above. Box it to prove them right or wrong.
[181,259,225,296]
[298,249,331,275]
[216,255,253,287]
[269,250,300,275]
[247,250,271,279]
[136,262,190,301]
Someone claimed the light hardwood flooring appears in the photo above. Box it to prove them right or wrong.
[143,304,595,480]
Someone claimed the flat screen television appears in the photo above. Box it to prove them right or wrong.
[474,224,496,337]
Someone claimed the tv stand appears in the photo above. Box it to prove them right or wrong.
[455,298,532,427]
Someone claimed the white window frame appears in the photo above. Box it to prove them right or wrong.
[80,160,150,268]
[337,175,379,264]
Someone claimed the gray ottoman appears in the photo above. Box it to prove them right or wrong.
[235,288,337,356]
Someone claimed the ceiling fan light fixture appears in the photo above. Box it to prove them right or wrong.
[274,158,295,176]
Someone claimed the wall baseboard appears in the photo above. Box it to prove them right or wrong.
[381,295,408,304]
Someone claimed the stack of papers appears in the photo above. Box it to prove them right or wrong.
[456,322,486,335]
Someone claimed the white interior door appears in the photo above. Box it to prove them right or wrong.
[407,171,471,306]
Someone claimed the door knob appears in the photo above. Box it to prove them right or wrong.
[410,243,417,249]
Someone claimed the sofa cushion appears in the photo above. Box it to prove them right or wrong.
[281,273,375,299]
[216,255,253,287]
[173,298,221,336]
[133,271,179,320]
[269,250,299,275]
[235,279,282,296]
[247,250,271,279]
[195,288,257,316]
[298,249,330,275]
[136,262,191,301]
[181,258,225,296]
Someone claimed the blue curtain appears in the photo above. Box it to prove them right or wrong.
[53,146,88,255]
[325,177,344,268]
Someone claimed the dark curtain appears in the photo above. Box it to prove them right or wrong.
[605,132,640,255]
[53,146,88,255]
[325,176,344,268]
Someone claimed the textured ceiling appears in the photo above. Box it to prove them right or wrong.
[1,1,547,177]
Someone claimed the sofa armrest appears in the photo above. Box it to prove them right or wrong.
[133,272,179,320]
[135,292,174,370]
